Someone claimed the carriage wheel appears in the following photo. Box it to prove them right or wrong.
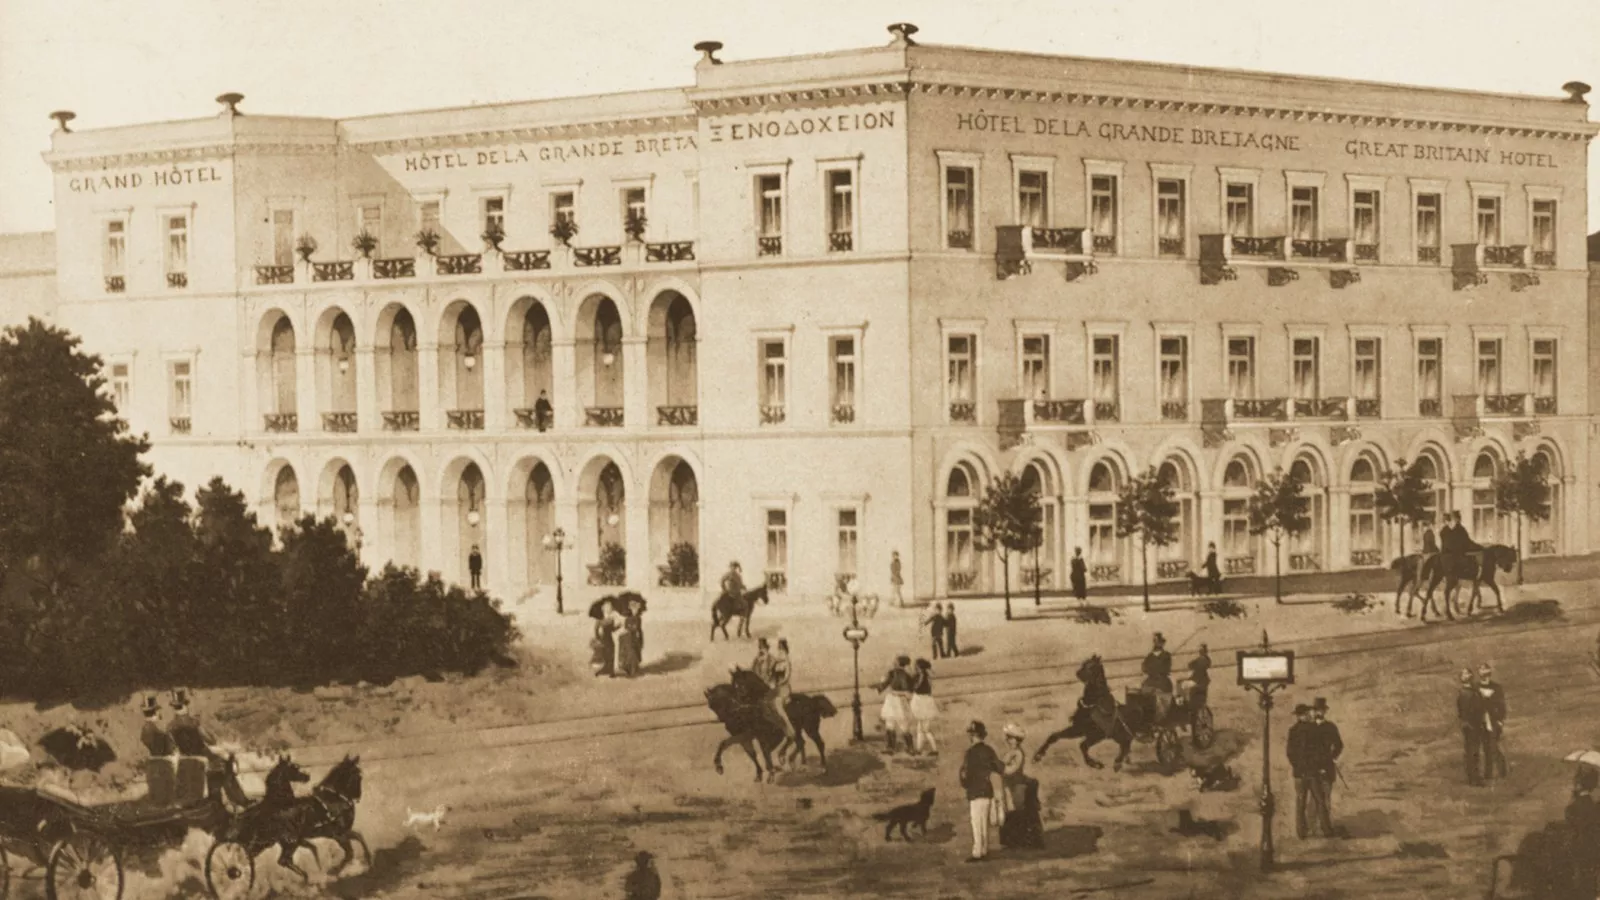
[45,834,122,900]
[1154,728,1182,772]
[1192,707,1216,749]
[204,841,255,900]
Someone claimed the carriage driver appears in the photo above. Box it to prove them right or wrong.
[721,560,746,603]
[1141,634,1175,724]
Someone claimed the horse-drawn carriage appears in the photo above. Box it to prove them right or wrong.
[1035,655,1216,774]
[1119,683,1216,770]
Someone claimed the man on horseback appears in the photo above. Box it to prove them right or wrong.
[720,560,746,604]
[1141,633,1175,725]
[749,639,793,745]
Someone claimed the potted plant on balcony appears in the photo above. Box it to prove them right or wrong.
[623,209,648,243]
[351,229,378,259]
[664,542,699,588]
[414,228,441,257]
[550,216,579,249]
[598,541,627,586]
[294,234,318,264]
[481,221,506,253]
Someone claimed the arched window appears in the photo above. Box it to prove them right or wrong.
[270,318,296,418]
[1157,459,1197,577]
[1530,449,1560,555]
[945,462,980,591]
[1472,452,1501,543]
[1290,457,1324,571]
[1413,452,1448,528]
[1086,461,1122,580]
[1020,461,1058,588]
[1221,456,1255,572]
[1349,457,1380,564]
[273,465,300,531]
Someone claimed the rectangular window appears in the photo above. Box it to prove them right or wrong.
[1226,183,1254,236]
[419,200,442,235]
[1415,193,1441,262]
[1417,338,1442,415]
[1088,503,1115,565]
[1092,335,1119,417]
[830,336,857,420]
[1353,190,1380,259]
[1018,171,1048,228]
[482,196,505,236]
[271,210,295,266]
[1290,186,1319,240]
[358,205,382,257]
[837,509,859,578]
[1476,196,1501,245]
[759,340,787,422]
[165,214,189,275]
[1021,335,1049,399]
[1532,338,1557,400]
[756,174,784,238]
[1090,175,1118,252]
[623,187,647,228]
[1476,339,1502,396]
[945,167,974,248]
[552,192,575,226]
[1353,338,1381,402]
[827,170,854,248]
[168,360,192,421]
[1156,179,1185,255]
[947,334,975,421]
[1292,337,1320,401]
[1227,337,1255,400]
[1223,499,1251,557]
[1159,336,1187,417]
[765,509,788,580]
[948,508,975,575]
[1532,199,1556,265]
[104,219,126,277]
[110,362,131,411]
[1350,491,1377,552]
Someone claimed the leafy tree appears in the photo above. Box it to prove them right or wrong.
[1494,451,1551,585]
[0,318,149,599]
[189,478,279,679]
[1248,467,1312,603]
[973,471,1043,621]
[1375,458,1435,562]
[278,515,369,679]
[1115,466,1181,612]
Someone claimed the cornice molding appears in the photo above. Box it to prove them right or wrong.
[690,80,912,113]
[45,142,334,172]
[346,113,699,153]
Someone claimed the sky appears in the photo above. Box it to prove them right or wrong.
[1,0,1597,235]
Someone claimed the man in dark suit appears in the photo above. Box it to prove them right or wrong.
[1476,663,1508,781]
[959,720,1005,861]
[139,695,175,757]
[944,603,959,657]
[533,390,554,431]
[1457,668,1483,786]
[1203,542,1222,592]
[1286,704,1320,838]
[468,544,484,590]
[1309,697,1343,837]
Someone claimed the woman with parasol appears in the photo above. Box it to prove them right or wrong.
[616,594,648,677]
[589,597,618,677]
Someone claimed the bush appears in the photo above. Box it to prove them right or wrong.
[1331,593,1377,615]
[1201,597,1248,620]
[665,542,699,587]
[598,542,627,586]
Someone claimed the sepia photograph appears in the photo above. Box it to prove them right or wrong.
[0,1,1597,896]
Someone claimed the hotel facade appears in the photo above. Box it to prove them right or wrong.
[31,25,1597,607]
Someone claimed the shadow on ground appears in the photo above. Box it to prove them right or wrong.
[777,746,886,788]
[638,651,700,676]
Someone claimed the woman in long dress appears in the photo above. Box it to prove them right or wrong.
[909,658,939,754]
[591,615,617,677]
[617,603,643,677]
[999,724,1044,848]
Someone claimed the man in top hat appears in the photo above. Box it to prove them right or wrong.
[1457,668,1484,785]
[139,695,176,758]
[1476,663,1508,781]
[1308,697,1343,837]
[1141,633,1175,724]
[959,720,1006,862]
[943,603,959,657]
[721,560,746,604]
[1285,703,1323,838]
[166,689,221,764]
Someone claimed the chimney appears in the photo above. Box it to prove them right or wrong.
[1562,81,1591,104]
[216,93,245,117]
[49,111,76,133]
[887,23,919,47]
[694,41,723,69]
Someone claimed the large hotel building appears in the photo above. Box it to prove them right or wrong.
[20,24,1597,607]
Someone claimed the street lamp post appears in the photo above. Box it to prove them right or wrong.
[1236,630,1295,874]
[841,586,869,743]
[543,527,569,615]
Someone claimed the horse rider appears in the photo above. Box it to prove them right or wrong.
[769,639,797,745]
[721,560,746,604]
[749,639,791,740]
[1438,511,1483,581]
[1141,633,1175,725]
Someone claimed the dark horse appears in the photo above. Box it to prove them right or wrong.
[710,585,770,641]
[222,755,366,881]
[1033,655,1139,771]
[705,668,838,780]
[1391,554,1446,620]
[1425,545,1518,617]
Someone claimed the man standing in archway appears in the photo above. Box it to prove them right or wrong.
[469,544,484,590]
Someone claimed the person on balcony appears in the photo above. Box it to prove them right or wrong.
[533,390,553,431]
[469,544,484,591]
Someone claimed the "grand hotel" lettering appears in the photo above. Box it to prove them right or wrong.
[69,164,224,193]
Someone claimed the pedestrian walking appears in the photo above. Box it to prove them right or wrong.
[1184,644,1211,738]
[999,724,1043,849]
[909,658,939,754]
[959,720,1005,862]
[943,602,956,653]
[591,615,617,677]
[921,604,947,660]
[1309,697,1343,836]
[890,551,905,608]
[1457,668,1483,785]
[1070,547,1088,601]
[1286,704,1323,838]
[1203,541,1221,591]
[875,655,915,754]
[468,544,484,590]
[617,598,644,677]
[1477,663,1507,781]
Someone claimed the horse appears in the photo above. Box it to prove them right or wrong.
[227,755,366,881]
[710,584,770,641]
[704,667,839,779]
[1429,545,1518,617]
[1033,655,1138,772]
[1390,554,1447,620]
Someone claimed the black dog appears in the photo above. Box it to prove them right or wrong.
[1189,763,1240,793]
[872,788,935,841]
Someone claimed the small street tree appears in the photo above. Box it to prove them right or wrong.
[1248,467,1312,603]
[1494,451,1551,585]
[1115,466,1181,612]
[1375,458,1434,563]
[973,471,1043,621]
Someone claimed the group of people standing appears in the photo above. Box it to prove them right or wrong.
[590,596,647,678]
[1456,662,1508,786]
[1286,698,1346,839]
[917,604,960,659]
[959,719,1045,860]
[875,655,939,755]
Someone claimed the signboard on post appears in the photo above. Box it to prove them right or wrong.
[1237,650,1295,686]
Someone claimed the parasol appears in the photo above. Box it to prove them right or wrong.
[1563,750,1600,768]
[588,597,614,620]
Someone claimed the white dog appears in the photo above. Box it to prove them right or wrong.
[404,805,449,831]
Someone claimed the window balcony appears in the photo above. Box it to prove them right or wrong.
[1092,234,1117,255]
[831,403,856,425]
[645,241,695,263]
[1530,539,1557,557]
[1452,244,1539,292]
[1534,395,1557,416]
[1351,549,1384,568]
[760,404,786,425]
[503,249,552,271]
[372,257,415,279]
[313,261,355,282]
[1292,396,1351,420]
[1290,238,1352,263]
[828,231,854,252]
[254,265,294,285]
[1093,400,1120,423]
[757,236,783,257]
[996,397,1105,452]
[1417,245,1441,265]
[1354,244,1380,263]
[446,409,484,430]
[436,253,483,276]
[1161,400,1188,422]
[584,406,624,427]
[657,405,698,427]
[765,570,788,593]
[1354,398,1381,419]
[263,413,298,433]
[1231,398,1290,421]
[947,230,973,250]
[949,401,976,423]
[994,225,1097,281]
[573,246,621,268]
[1289,552,1322,572]
[1156,559,1188,580]
[1533,249,1556,268]
[947,570,978,592]
[1483,393,1531,417]
[382,410,419,431]
[1158,237,1184,257]
[323,412,358,433]
[105,275,125,293]
[167,272,188,289]
[1224,556,1256,576]
[1089,563,1121,584]
[169,416,191,434]
[1419,397,1442,418]
[514,407,553,431]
